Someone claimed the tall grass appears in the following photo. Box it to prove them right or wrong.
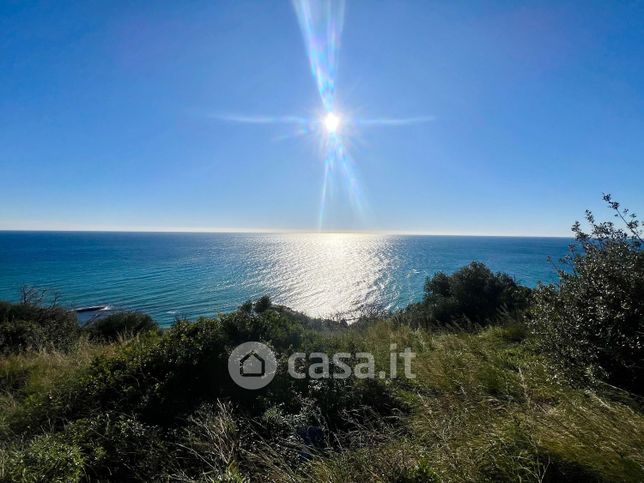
[1,313,642,481]
[286,322,644,482]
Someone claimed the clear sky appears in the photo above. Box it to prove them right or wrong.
[1,1,643,236]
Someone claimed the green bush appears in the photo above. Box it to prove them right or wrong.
[530,195,644,393]
[84,311,158,342]
[254,295,272,313]
[422,262,531,326]
[64,412,168,481]
[2,297,641,481]
[4,434,84,483]
[239,299,253,313]
[7,306,400,458]
[0,301,78,355]
[78,318,228,425]
[218,307,304,352]
[7,308,297,429]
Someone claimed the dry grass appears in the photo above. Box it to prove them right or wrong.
[0,335,127,435]
[1,319,642,482]
[283,322,644,482]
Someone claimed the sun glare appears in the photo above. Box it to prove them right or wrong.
[324,112,340,133]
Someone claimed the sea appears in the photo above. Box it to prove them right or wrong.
[0,232,571,326]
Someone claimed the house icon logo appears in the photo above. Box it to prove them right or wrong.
[240,351,265,377]
[228,342,277,390]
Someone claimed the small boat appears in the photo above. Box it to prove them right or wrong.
[74,305,110,313]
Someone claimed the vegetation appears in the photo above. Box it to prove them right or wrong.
[0,301,158,356]
[1,305,641,482]
[0,289,78,355]
[0,196,642,481]
[422,261,531,326]
[530,194,643,393]
[254,295,273,313]
[84,311,159,342]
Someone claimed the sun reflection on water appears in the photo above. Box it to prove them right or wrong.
[241,233,396,319]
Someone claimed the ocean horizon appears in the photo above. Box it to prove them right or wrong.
[0,231,571,326]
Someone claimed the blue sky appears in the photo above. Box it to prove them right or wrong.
[1,1,643,236]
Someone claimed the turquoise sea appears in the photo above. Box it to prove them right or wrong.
[0,232,571,326]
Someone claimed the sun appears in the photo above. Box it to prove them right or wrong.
[324,112,340,133]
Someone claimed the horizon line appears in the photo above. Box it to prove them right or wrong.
[0,227,573,238]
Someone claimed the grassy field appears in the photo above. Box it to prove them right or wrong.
[0,305,641,482]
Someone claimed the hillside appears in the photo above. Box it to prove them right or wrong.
[0,300,642,482]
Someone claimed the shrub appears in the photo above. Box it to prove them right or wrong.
[78,318,228,425]
[0,318,47,356]
[422,262,531,326]
[530,195,644,392]
[239,299,253,313]
[14,308,308,430]
[218,308,304,352]
[84,311,158,342]
[7,305,402,460]
[4,434,84,483]
[254,295,272,313]
[63,412,169,480]
[0,301,79,355]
